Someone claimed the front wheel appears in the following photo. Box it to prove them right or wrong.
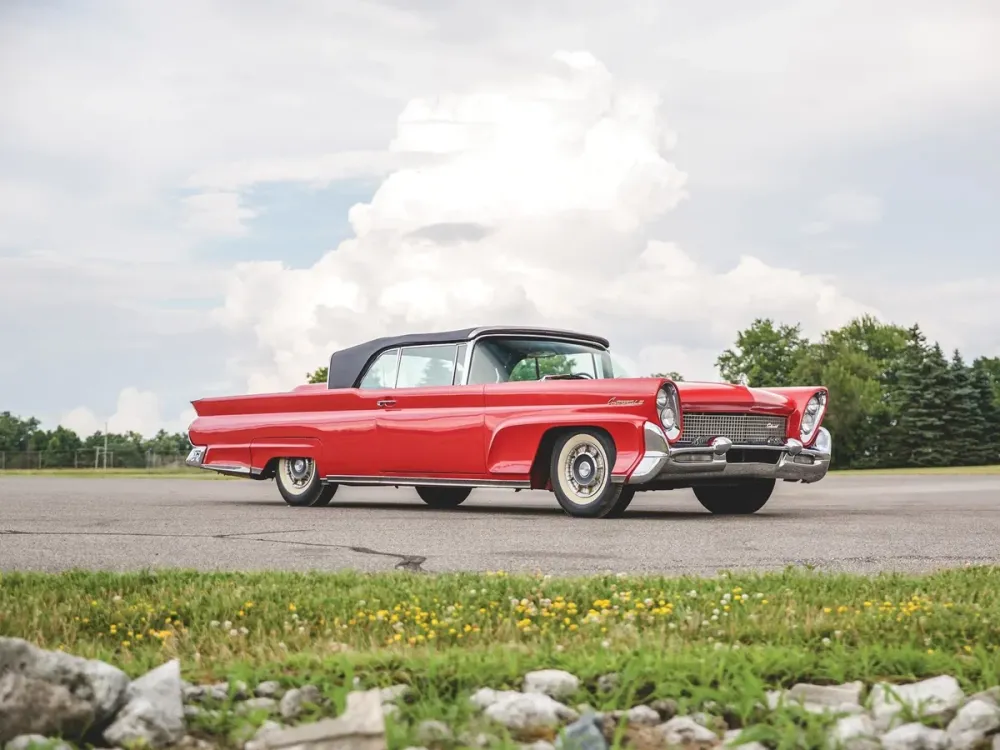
[275,457,338,507]
[605,486,637,518]
[550,429,629,518]
[692,479,775,515]
[415,486,471,508]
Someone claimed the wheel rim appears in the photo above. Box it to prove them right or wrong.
[279,457,315,496]
[557,435,608,504]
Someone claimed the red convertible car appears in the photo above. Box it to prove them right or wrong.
[186,326,831,518]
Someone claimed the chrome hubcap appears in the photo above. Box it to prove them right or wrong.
[564,443,606,499]
[283,458,314,489]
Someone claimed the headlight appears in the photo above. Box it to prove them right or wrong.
[799,391,827,443]
[656,385,681,440]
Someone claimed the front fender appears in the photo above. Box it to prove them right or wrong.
[486,412,647,481]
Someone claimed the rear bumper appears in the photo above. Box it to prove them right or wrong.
[627,422,832,485]
[185,446,257,478]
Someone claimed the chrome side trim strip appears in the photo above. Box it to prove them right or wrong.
[323,475,532,489]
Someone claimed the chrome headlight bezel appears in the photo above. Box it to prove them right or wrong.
[657,383,682,441]
[799,390,828,445]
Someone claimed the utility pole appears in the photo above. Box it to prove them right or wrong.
[103,422,109,471]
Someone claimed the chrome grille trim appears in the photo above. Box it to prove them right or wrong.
[679,412,787,447]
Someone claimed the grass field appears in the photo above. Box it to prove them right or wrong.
[2,464,999,478]
[3,567,999,748]
[0,467,231,478]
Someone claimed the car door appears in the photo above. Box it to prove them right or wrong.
[322,347,400,479]
[375,343,488,476]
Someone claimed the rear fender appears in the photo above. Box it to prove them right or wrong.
[486,413,647,486]
[250,437,323,478]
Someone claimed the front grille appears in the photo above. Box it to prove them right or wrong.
[679,412,787,447]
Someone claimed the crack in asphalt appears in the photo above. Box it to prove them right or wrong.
[0,529,427,572]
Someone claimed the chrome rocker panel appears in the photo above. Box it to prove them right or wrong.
[627,422,832,485]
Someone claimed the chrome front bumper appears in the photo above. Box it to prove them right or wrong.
[628,422,832,485]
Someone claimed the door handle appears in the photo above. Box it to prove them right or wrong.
[377,399,396,407]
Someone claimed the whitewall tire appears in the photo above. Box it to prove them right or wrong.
[549,430,628,518]
[275,457,338,507]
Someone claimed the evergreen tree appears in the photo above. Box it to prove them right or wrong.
[946,351,987,465]
[971,360,1000,465]
[890,327,953,467]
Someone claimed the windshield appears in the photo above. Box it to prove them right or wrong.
[467,337,628,384]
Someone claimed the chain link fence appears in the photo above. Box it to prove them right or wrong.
[0,449,190,471]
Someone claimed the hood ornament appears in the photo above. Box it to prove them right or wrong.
[737,372,750,387]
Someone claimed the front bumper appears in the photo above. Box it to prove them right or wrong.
[627,422,832,485]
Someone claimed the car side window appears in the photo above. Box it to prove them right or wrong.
[359,348,400,389]
[396,345,459,388]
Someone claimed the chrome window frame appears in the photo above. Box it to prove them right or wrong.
[393,343,462,389]
[358,347,401,390]
[459,334,613,386]
[355,333,614,389]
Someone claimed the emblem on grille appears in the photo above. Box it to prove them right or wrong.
[765,422,780,429]
[608,397,643,406]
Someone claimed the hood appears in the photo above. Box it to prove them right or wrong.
[674,381,794,414]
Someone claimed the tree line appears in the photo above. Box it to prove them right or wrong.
[0,415,192,469]
[713,315,1000,469]
[3,315,997,470]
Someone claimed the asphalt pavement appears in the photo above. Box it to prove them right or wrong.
[0,474,997,576]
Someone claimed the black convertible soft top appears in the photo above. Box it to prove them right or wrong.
[326,326,610,389]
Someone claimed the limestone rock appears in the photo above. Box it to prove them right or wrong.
[103,659,186,749]
[829,714,880,750]
[946,698,1000,750]
[250,689,385,750]
[378,684,410,704]
[255,682,283,699]
[657,716,718,747]
[484,692,579,734]
[0,637,131,744]
[624,705,661,726]
[470,688,523,710]
[880,722,950,750]
[523,670,581,701]
[870,676,964,731]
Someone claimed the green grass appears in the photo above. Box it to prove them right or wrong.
[0,467,232,478]
[3,567,999,748]
[831,464,1000,476]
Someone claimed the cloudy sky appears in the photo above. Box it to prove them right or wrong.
[2,0,998,437]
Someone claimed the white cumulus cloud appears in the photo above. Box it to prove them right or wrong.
[212,52,875,392]
[60,388,195,438]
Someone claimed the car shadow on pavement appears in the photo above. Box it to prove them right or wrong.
[209,498,794,519]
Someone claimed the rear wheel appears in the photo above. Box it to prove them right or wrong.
[275,457,338,507]
[693,479,775,515]
[549,430,628,518]
[415,486,471,508]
